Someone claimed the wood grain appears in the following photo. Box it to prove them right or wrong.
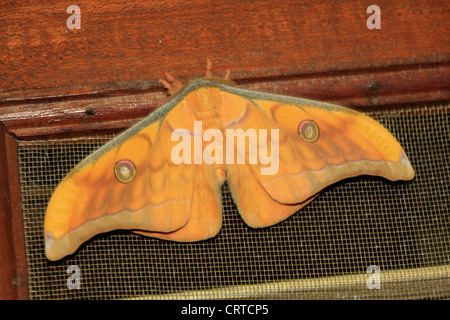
[1,0,449,103]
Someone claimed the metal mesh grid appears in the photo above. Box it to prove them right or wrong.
[18,103,449,299]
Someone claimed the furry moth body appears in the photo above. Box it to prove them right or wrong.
[44,74,414,261]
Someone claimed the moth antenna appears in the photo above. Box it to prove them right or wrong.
[158,79,171,90]
[158,72,184,96]
[163,72,176,83]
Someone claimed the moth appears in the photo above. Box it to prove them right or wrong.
[44,61,415,261]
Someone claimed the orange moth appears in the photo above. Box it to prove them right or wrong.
[44,61,415,261]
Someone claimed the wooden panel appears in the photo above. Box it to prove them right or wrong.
[0,129,16,299]
[1,64,449,140]
[0,0,449,103]
[0,129,28,299]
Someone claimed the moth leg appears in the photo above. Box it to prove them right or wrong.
[205,58,213,78]
[158,72,184,96]
[224,69,231,80]
[205,59,231,80]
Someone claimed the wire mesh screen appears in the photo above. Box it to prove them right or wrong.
[18,103,449,299]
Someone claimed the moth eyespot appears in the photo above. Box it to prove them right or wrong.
[114,159,136,184]
[298,120,319,143]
